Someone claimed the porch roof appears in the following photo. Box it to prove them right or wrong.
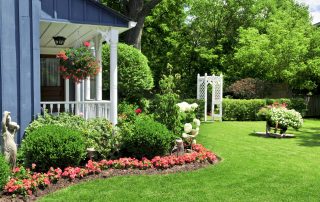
[40,0,135,53]
[40,0,133,29]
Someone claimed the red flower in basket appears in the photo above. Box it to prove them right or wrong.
[135,108,142,115]
[83,41,90,47]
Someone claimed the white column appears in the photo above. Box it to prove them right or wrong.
[204,73,207,122]
[109,29,119,126]
[85,77,91,100]
[65,79,70,112]
[94,35,103,101]
[211,75,215,121]
[75,82,81,114]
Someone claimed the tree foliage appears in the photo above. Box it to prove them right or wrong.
[102,43,154,101]
[142,0,320,95]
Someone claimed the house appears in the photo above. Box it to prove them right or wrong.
[0,0,136,143]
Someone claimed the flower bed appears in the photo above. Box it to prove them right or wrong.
[2,144,217,198]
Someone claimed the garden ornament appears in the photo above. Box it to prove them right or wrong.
[171,138,184,156]
[1,111,19,168]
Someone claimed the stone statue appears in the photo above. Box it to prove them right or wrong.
[171,139,184,156]
[1,111,19,168]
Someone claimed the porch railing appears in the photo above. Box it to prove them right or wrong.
[40,100,111,120]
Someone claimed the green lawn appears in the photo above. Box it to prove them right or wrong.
[40,120,320,202]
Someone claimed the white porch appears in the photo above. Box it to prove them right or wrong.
[39,20,135,124]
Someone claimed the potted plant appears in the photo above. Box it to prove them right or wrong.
[57,41,99,83]
[257,103,303,136]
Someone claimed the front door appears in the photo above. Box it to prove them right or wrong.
[40,55,65,101]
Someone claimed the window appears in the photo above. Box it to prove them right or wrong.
[41,58,61,87]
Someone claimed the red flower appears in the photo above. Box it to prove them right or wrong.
[84,41,90,47]
[135,108,142,114]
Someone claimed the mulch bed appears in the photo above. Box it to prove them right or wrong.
[0,160,219,202]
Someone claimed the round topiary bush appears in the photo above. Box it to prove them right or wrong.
[21,125,86,171]
[121,115,177,159]
[0,154,10,189]
[102,43,154,100]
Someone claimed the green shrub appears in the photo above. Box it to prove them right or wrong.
[0,155,10,189]
[102,43,154,101]
[25,113,121,160]
[121,115,177,159]
[118,102,139,124]
[152,75,181,135]
[85,118,122,159]
[223,99,265,121]
[21,125,86,171]
[223,98,307,121]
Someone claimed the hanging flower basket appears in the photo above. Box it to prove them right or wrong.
[57,41,99,83]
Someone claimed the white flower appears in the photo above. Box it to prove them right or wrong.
[184,123,192,133]
[182,133,189,138]
[177,102,189,112]
[193,118,201,127]
[191,103,198,110]
[191,129,198,136]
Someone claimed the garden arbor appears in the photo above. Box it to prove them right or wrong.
[197,73,223,122]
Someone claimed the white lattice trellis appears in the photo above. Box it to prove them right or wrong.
[197,73,223,122]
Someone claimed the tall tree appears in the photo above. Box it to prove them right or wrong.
[101,0,162,49]
[230,0,319,91]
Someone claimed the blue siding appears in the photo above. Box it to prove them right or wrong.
[40,0,130,27]
[0,0,41,144]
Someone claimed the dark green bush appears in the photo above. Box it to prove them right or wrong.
[223,98,307,121]
[121,115,177,159]
[102,43,154,101]
[21,125,86,171]
[0,155,10,188]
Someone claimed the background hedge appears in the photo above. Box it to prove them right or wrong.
[222,98,306,121]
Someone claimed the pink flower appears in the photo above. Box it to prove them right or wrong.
[84,41,90,47]
[32,163,36,170]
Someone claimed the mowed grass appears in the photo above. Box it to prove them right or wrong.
[40,120,320,202]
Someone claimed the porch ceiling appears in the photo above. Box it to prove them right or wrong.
[40,21,104,49]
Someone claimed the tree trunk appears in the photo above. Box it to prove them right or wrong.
[124,0,162,49]
[124,17,145,49]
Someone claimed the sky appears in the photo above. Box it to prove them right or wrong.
[296,0,320,24]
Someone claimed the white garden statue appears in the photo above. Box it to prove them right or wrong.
[1,111,19,168]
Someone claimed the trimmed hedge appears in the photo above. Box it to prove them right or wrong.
[222,98,306,121]
[121,115,177,159]
[21,125,86,171]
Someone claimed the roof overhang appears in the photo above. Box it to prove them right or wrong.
[40,0,134,29]
[39,0,136,54]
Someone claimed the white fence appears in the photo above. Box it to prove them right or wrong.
[40,100,111,120]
